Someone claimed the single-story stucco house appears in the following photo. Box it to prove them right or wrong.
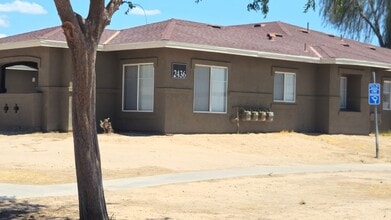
[0,18,391,134]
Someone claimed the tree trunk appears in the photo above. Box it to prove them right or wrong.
[70,41,108,219]
[56,18,109,220]
[53,1,125,219]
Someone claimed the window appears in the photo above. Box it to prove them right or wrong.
[339,74,361,111]
[122,63,154,112]
[194,65,228,113]
[273,71,296,102]
[340,77,347,109]
[383,80,391,110]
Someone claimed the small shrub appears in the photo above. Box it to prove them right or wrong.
[100,118,113,134]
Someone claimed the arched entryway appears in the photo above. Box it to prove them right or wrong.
[0,60,42,131]
[0,61,38,94]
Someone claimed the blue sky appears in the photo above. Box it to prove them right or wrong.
[0,0,341,40]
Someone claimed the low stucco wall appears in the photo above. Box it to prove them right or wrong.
[0,93,42,131]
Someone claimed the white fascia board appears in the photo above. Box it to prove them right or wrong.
[103,40,321,64]
[168,41,391,68]
[0,39,69,50]
[2,39,390,69]
[0,40,42,50]
[321,58,391,69]
[165,41,321,64]
[102,41,167,51]
[42,40,105,51]
[39,40,68,48]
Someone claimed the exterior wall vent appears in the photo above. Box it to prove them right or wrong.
[267,33,283,40]
[254,24,265,28]
[209,25,221,29]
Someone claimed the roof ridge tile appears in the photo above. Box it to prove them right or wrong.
[2,18,391,69]
[161,19,177,40]
[103,30,121,44]
[275,21,292,36]
[40,27,63,39]
[319,45,336,58]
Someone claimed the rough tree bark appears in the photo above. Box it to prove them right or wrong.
[53,0,124,219]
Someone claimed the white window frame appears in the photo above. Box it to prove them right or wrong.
[340,76,347,109]
[122,63,154,112]
[193,64,228,114]
[383,80,391,110]
[273,71,296,103]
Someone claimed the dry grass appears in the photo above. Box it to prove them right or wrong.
[1,132,391,219]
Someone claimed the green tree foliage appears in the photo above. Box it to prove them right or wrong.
[230,0,389,48]
[318,0,390,48]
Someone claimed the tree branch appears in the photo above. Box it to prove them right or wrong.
[85,0,107,42]
[356,1,385,46]
[303,0,315,13]
[54,0,82,47]
[368,0,382,38]
[87,0,105,23]
[105,0,125,26]
[54,0,75,23]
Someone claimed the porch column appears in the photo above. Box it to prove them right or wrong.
[0,65,6,93]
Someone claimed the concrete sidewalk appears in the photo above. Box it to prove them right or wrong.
[1,163,391,199]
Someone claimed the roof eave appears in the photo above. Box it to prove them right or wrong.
[40,40,69,48]
[321,58,391,69]
[0,39,69,50]
[103,41,167,51]
[166,41,321,63]
[2,40,390,69]
[0,40,42,50]
[103,40,320,64]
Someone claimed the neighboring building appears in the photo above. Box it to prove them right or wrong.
[0,19,390,134]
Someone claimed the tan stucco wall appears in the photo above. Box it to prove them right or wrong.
[96,48,390,134]
[5,69,38,93]
[0,47,72,132]
[1,46,390,134]
[95,52,119,132]
[97,48,326,133]
[313,65,331,133]
[374,69,391,132]
[0,93,41,131]
[158,49,324,134]
[106,51,166,132]
[39,48,72,132]
[326,66,372,134]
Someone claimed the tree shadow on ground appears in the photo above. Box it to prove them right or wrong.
[0,196,74,220]
[0,196,46,220]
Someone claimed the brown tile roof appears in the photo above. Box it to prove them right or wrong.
[1,18,390,68]
[0,26,65,43]
[0,26,118,44]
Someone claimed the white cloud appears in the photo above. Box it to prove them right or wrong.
[0,0,47,15]
[0,16,9,27]
[0,34,7,38]
[130,7,161,16]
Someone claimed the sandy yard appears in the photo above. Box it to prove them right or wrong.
[0,131,391,219]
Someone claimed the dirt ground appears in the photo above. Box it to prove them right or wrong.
[0,132,391,219]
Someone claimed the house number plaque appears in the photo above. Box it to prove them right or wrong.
[172,63,187,79]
